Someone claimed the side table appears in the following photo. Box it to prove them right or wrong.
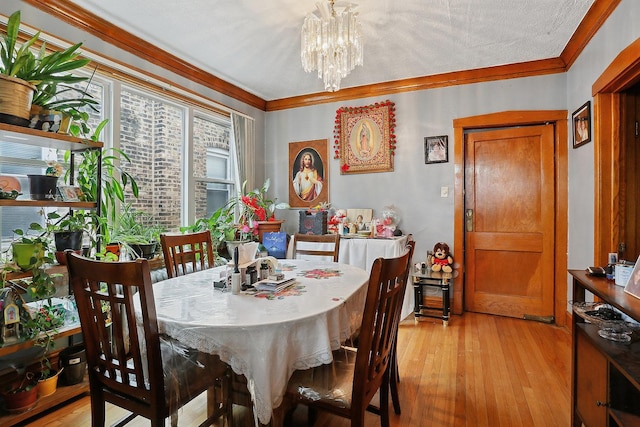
[413,269,456,325]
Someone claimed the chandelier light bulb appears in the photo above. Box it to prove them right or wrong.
[301,0,363,92]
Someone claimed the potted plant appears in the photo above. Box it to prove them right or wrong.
[10,225,52,271]
[29,81,101,135]
[110,204,164,259]
[66,147,139,240]
[229,179,289,243]
[26,160,62,201]
[0,11,92,126]
[36,209,94,264]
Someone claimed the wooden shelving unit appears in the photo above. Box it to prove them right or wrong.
[1,123,100,425]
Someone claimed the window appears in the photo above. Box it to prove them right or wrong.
[193,114,235,221]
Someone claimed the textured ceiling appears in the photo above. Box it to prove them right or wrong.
[68,0,595,101]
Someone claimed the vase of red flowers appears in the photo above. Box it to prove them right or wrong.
[231,179,289,242]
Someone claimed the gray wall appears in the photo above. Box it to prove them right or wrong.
[4,0,640,306]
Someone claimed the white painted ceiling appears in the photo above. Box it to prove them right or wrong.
[69,0,594,101]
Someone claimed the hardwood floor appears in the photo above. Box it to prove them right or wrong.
[20,312,571,427]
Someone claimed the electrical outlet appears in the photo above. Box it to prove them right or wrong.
[440,186,448,197]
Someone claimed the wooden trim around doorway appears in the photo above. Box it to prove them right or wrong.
[453,111,568,326]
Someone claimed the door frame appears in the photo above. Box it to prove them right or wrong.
[592,37,640,267]
[452,111,569,326]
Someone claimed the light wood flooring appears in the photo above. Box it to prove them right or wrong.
[20,312,571,426]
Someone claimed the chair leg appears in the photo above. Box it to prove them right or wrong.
[390,343,401,415]
[90,390,106,427]
[380,373,391,427]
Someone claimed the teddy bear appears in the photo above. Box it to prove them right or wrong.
[430,242,453,273]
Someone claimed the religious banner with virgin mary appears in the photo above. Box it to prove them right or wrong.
[334,100,396,174]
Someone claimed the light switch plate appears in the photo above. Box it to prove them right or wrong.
[440,186,449,197]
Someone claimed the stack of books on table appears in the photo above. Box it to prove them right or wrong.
[254,277,296,293]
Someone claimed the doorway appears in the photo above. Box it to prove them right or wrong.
[452,111,568,326]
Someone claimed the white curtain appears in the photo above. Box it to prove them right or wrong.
[231,113,255,192]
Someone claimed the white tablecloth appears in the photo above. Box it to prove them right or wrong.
[287,235,413,319]
[145,260,368,425]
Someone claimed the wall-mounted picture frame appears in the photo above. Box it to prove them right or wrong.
[424,135,448,164]
[58,185,81,202]
[288,139,329,208]
[572,101,591,148]
[334,100,396,174]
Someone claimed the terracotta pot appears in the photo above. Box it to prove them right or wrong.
[1,374,39,412]
[256,220,284,243]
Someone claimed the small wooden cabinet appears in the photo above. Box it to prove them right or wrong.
[570,269,640,427]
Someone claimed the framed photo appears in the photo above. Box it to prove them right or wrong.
[334,100,396,174]
[624,255,640,300]
[572,101,591,148]
[424,135,448,164]
[289,139,329,208]
[59,185,81,202]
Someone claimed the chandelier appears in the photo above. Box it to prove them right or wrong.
[301,0,363,92]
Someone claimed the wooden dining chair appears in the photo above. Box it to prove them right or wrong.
[160,231,216,278]
[291,233,340,262]
[389,239,415,414]
[281,247,412,427]
[66,251,231,427]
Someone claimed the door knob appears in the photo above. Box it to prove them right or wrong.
[465,209,473,232]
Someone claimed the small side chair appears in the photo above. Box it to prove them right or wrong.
[291,233,340,262]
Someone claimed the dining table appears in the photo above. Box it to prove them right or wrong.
[138,259,369,425]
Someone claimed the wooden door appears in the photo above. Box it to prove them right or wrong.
[464,124,555,319]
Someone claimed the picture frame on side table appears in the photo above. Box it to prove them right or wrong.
[572,101,591,148]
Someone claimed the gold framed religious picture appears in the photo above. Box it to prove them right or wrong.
[334,100,396,174]
[289,139,329,208]
[572,101,591,148]
[424,135,448,164]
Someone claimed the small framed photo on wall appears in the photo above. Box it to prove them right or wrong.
[572,101,591,148]
[424,135,448,164]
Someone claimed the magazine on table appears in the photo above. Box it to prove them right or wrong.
[254,277,296,293]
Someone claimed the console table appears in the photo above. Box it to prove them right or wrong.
[569,269,640,427]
